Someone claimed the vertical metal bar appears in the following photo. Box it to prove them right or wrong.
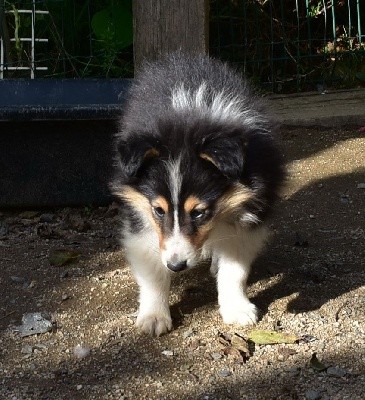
[31,0,35,78]
[0,0,3,79]
[61,3,66,75]
[295,0,300,91]
[228,0,234,63]
[0,36,4,79]
[213,0,221,59]
[330,0,336,41]
[87,0,93,58]
[279,0,286,91]
[269,0,274,92]
[323,0,327,44]
[254,2,261,83]
[305,0,312,90]
[357,0,362,42]
[305,0,312,56]
[322,0,327,78]
[348,0,352,45]
[243,0,247,75]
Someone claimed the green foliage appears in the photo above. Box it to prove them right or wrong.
[91,2,133,76]
[2,0,133,78]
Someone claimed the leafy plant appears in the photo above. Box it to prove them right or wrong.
[1,0,134,78]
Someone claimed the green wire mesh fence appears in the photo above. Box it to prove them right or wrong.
[1,0,364,92]
[210,0,365,92]
[0,0,133,79]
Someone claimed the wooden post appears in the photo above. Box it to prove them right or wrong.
[133,0,209,72]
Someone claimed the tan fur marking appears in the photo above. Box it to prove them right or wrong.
[184,196,207,214]
[118,186,165,246]
[151,196,169,251]
[216,183,254,217]
[199,153,220,169]
[151,196,170,252]
[144,147,160,160]
[118,186,151,215]
[152,196,169,214]
[187,221,214,250]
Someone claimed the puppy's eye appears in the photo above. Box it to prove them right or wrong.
[153,206,165,218]
[190,209,205,220]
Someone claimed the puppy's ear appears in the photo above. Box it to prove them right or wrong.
[199,129,246,179]
[116,134,160,178]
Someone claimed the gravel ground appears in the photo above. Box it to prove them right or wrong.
[1,126,364,400]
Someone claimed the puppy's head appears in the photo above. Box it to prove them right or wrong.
[114,123,257,272]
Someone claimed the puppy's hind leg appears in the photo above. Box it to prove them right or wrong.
[212,224,269,326]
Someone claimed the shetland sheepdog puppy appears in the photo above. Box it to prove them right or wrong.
[112,53,285,336]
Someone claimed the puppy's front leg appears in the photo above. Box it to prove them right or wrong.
[132,260,172,336]
[216,254,258,325]
[211,224,268,326]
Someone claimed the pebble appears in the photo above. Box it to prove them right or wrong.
[356,183,365,189]
[10,276,26,284]
[305,389,322,400]
[161,350,174,356]
[182,329,194,339]
[39,213,55,223]
[74,344,91,359]
[217,369,231,378]
[16,312,53,337]
[0,222,9,237]
[21,345,33,355]
[211,352,223,361]
[59,270,69,279]
[326,366,347,377]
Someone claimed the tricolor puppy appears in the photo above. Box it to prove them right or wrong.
[112,53,285,336]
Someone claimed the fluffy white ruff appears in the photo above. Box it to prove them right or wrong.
[123,217,268,336]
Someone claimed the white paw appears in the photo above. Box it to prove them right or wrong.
[220,301,258,326]
[136,312,172,336]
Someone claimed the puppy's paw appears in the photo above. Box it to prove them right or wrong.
[136,312,172,336]
[220,301,258,326]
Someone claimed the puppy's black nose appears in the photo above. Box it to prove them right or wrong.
[167,260,188,272]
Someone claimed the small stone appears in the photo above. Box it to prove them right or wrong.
[218,369,231,378]
[76,385,83,391]
[74,344,91,359]
[305,389,322,400]
[0,222,9,237]
[182,329,194,339]
[61,294,70,301]
[34,343,48,351]
[10,276,26,284]
[60,270,69,279]
[21,345,33,354]
[326,366,347,377]
[356,183,365,189]
[39,213,55,223]
[161,350,174,356]
[211,352,223,361]
[16,312,53,337]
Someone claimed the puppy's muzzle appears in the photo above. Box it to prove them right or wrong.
[167,260,188,272]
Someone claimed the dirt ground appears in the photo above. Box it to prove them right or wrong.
[1,126,364,400]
